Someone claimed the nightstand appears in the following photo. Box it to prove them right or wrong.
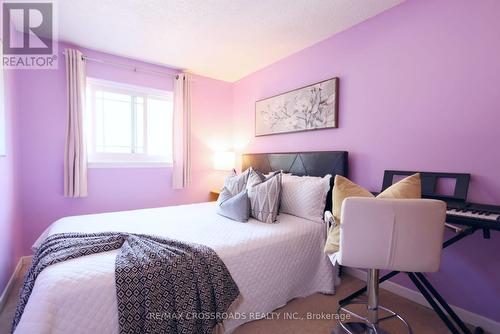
[209,189,221,201]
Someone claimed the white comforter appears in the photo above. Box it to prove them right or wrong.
[16,202,337,334]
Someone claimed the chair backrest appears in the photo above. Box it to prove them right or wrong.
[337,197,446,273]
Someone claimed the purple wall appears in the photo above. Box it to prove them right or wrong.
[0,63,22,291]
[12,43,234,253]
[4,0,499,323]
[233,0,500,322]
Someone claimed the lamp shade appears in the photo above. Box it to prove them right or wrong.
[213,151,235,171]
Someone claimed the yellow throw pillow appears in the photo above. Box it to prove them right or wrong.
[377,173,421,199]
[324,173,421,254]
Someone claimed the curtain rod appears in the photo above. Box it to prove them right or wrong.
[62,51,180,79]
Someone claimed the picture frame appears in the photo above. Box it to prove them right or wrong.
[255,77,339,137]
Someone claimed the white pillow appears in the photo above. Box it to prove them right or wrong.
[280,174,332,223]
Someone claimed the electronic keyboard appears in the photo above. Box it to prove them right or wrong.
[446,203,500,230]
[383,170,500,231]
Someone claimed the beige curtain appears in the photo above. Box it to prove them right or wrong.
[64,49,87,197]
[172,73,192,189]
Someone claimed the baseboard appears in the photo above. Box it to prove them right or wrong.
[0,256,31,313]
[343,268,500,334]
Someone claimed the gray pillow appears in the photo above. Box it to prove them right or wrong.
[216,187,250,222]
[247,172,282,224]
[246,168,266,189]
[224,168,251,195]
[246,168,283,189]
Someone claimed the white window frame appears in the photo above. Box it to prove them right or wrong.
[86,78,173,168]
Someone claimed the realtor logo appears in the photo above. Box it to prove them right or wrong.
[1,1,58,69]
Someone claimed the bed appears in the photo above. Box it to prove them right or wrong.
[15,151,348,334]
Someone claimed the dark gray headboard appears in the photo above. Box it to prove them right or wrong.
[242,151,349,212]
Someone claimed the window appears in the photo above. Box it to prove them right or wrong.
[86,78,173,167]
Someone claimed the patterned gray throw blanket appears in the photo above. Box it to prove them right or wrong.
[12,232,240,334]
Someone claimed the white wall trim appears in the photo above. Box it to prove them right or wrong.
[0,256,31,312]
[343,268,500,334]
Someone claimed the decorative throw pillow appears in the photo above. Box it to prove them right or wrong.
[324,173,421,254]
[377,174,421,199]
[216,187,250,222]
[280,174,332,223]
[264,170,285,178]
[224,168,251,195]
[247,172,282,224]
[246,168,266,189]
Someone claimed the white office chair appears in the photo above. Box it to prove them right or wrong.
[333,197,446,334]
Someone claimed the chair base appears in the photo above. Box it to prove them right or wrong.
[332,322,390,334]
[333,301,412,334]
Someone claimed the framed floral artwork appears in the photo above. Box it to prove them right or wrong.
[255,77,338,136]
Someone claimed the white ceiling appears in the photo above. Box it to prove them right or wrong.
[51,0,403,82]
